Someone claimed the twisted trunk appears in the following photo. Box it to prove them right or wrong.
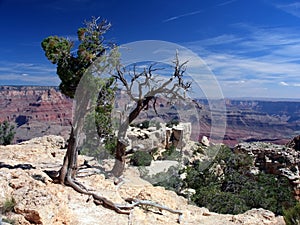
[58,127,78,184]
[111,97,153,177]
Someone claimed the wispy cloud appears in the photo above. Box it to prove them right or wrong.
[163,10,203,23]
[279,81,300,87]
[185,24,300,98]
[217,0,239,7]
[0,61,59,86]
[275,2,300,18]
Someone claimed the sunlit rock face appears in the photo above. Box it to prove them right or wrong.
[234,138,300,200]
[0,135,285,225]
[0,86,73,142]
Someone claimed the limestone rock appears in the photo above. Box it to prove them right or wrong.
[0,135,285,225]
[201,136,210,146]
[234,141,300,200]
[287,135,300,151]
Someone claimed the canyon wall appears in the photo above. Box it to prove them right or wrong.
[0,86,299,145]
[0,86,73,142]
[197,98,300,146]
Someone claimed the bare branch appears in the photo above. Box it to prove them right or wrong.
[125,198,183,223]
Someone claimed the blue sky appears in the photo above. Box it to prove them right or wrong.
[0,0,300,98]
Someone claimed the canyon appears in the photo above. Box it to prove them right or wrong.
[0,86,299,145]
[0,86,72,142]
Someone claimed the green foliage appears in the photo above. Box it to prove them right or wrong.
[104,136,118,156]
[130,151,153,166]
[161,145,182,161]
[2,218,16,225]
[1,197,16,213]
[80,76,117,159]
[142,166,183,193]
[0,121,15,145]
[95,78,117,138]
[42,17,120,162]
[184,145,296,215]
[166,119,179,128]
[284,202,300,225]
[41,17,115,98]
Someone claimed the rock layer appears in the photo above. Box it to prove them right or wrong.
[0,86,72,142]
[234,140,300,200]
[0,135,285,225]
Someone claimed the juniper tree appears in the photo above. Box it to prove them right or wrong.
[0,121,15,145]
[41,17,117,185]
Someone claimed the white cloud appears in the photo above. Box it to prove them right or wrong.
[185,25,300,98]
[276,2,300,18]
[0,61,58,86]
[217,0,239,7]
[163,10,203,23]
[0,73,60,84]
[279,81,289,86]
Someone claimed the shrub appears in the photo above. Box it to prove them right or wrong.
[2,197,16,213]
[142,166,183,193]
[166,119,179,128]
[283,202,300,225]
[0,121,15,145]
[2,218,16,225]
[130,151,152,166]
[161,145,182,161]
[183,145,296,215]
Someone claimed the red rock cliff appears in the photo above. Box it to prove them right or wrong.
[0,86,73,142]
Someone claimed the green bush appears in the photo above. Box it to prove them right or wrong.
[130,151,152,166]
[0,121,15,145]
[183,145,296,215]
[161,145,182,161]
[142,166,183,193]
[2,218,16,225]
[1,197,16,213]
[166,119,179,128]
[284,202,300,225]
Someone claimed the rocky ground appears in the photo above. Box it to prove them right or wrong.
[0,135,285,225]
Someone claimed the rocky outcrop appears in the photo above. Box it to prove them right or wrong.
[0,136,285,225]
[287,135,300,151]
[0,86,73,142]
[234,140,300,200]
[126,122,191,152]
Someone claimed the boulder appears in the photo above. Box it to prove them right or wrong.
[201,136,210,147]
[287,135,300,151]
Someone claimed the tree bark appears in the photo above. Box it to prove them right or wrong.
[52,126,78,184]
[111,141,126,177]
[111,98,152,177]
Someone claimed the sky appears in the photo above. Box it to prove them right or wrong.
[0,0,300,99]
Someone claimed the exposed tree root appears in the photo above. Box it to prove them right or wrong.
[124,198,183,224]
[45,126,183,223]
[73,177,183,222]
[45,170,183,223]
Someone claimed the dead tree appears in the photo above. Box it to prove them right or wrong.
[111,53,192,177]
